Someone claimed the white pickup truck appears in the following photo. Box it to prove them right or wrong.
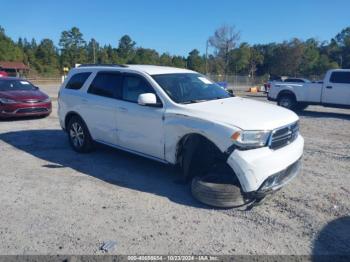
[268,69,350,111]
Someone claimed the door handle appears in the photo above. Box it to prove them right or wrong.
[326,86,333,89]
[118,107,128,112]
[82,99,88,103]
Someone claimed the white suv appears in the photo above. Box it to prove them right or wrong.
[58,65,304,206]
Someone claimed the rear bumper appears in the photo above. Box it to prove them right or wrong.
[0,102,52,118]
[227,135,304,192]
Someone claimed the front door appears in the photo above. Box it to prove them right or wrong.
[322,71,350,106]
[116,73,165,160]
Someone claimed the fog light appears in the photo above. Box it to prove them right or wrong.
[260,176,276,191]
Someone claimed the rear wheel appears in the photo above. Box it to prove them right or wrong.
[296,104,308,111]
[67,116,93,153]
[277,95,296,110]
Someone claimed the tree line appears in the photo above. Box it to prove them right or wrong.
[0,25,349,79]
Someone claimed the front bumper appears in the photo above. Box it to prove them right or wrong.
[227,135,304,192]
[0,102,52,118]
[267,95,276,101]
[251,158,301,199]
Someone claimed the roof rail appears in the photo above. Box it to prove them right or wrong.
[78,64,128,68]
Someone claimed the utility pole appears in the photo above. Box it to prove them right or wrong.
[340,55,343,68]
[205,40,209,75]
[93,39,96,64]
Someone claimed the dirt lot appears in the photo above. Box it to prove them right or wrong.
[0,86,349,255]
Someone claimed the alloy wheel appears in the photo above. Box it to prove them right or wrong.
[70,122,85,148]
[279,97,292,108]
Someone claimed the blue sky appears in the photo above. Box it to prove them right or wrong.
[2,0,350,56]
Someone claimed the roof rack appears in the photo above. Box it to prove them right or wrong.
[78,64,128,68]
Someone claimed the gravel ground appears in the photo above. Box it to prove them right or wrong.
[0,86,349,255]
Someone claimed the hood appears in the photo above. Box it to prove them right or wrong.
[182,97,299,130]
[0,89,49,102]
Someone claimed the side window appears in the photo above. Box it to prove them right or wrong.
[65,72,91,90]
[285,79,302,83]
[330,72,350,84]
[88,72,123,99]
[122,75,155,103]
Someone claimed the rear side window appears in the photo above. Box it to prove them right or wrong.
[330,72,350,84]
[88,72,123,99]
[122,75,155,103]
[284,79,304,83]
[65,72,91,90]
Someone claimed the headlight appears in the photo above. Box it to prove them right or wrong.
[0,98,18,104]
[42,97,51,103]
[231,130,271,149]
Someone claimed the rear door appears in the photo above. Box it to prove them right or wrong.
[81,71,123,145]
[322,71,350,106]
[115,73,165,160]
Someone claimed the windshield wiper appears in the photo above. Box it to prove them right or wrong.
[180,99,209,104]
[207,96,232,101]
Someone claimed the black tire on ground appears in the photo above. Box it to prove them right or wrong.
[38,114,50,118]
[67,116,94,153]
[191,172,251,208]
[296,104,308,111]
[277,95,297,111]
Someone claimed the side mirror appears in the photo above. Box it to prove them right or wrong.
[226,89,234,96]
[137,93,161,107]
[34,86,39,90]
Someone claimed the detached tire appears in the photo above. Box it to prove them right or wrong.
[191,173,249,208]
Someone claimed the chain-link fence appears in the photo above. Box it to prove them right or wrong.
[27,77,62,86]
[207,74,327,92]
[207,74,267,91]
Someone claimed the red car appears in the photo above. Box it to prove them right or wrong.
[0,77,52,118]
[0,71,8,77]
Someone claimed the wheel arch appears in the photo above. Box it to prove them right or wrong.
[175,133,223,166]
[64,111,88,132]
[174,132,243,191]
[164,115,236,164]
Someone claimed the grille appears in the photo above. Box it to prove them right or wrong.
[269,122,299,150]
[17,108,48,114]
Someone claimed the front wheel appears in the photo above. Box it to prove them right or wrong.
[191,172,251,208]
[277,95,296,110]
[67,116,93,153]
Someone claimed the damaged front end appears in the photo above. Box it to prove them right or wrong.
[175,127,303,209]
[244,158,302,206]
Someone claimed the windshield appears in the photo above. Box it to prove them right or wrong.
[0,79,36,91]
[152,73,232,104]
